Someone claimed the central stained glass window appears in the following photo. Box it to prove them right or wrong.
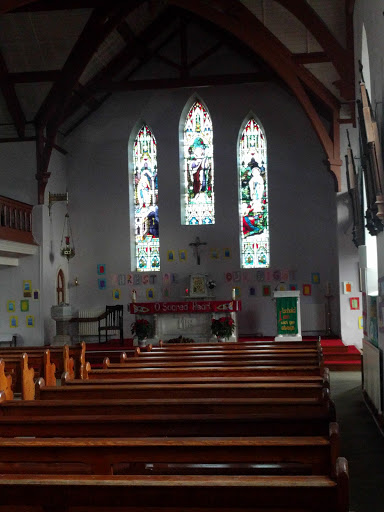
[182,100,214,225]
[133,124,160,272]
[239,117,269,268]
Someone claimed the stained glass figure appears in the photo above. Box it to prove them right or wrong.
[239,117,269,268]
[183,100,214,224]
[133,125,160,272]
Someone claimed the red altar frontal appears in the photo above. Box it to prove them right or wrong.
[129,300,241,344]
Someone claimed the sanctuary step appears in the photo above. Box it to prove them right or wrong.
[320,339,361,372]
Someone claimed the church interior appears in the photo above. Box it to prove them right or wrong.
[0,1,384,510]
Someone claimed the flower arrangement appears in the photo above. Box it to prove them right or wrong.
[211,316,235,340]
[131,318,153,341]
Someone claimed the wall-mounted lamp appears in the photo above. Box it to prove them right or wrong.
[74,277,79,286]
[48,192,68,216]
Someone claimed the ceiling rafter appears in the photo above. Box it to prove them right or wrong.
[274,0,354,101]
[0,49,26,137]
[9,70,61,83]
[61,7,178,124]
[0,0,37,14]
[34,0,145,203]
[169,0,343,190]
[292,52,329,64]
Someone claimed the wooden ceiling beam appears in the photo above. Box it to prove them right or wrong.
[0,49,26,137]
[8,0,108,12]
[94,72,274,91]
[169,0,342,190]
[9,70,61,83]
[0,0,38,14]
[274,0,354,101]
[292,52,329,64]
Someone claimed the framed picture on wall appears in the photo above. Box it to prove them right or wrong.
[190,274,207,297]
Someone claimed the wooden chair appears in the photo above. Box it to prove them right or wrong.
[98,305,123,345]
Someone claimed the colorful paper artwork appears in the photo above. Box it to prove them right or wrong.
[242,271,250,282]
[146,288,154,300]
[281,269,289,282]
[210,249,219,259]
[112,289,121,300]
[23,280,32,297]
[98,278,107,290]
[256,270,264,282]
[358,316,363,330]
[223,248,231,259]
[163,273,171,284]
[273,270,281,281]
[312,273,320,284]
[32,289,40,300]
[167,251,175,262]
[343,282,352,294]
[278,283,287,291]
[225,272,233,282]
[233,271,241,282]
[350,297,360,310]
[290,270,297,281]
[110,274,118,285]
[127,274,133,285]
[289,284,298,291]
[118,274,126,286]
[142,275,149,285]
[7,301,15,312]
[303,284,312,296]
[97,264,106,275]
[20,300,29,312]
[262,285,271,297]
[265,270,272,282]
[233,286,241,299]
[26,315,34,328]
[134,274,140,285]
[179,250,187,262]
[162,287,170,298]
[10,316,18,328]
[249,287,256,296]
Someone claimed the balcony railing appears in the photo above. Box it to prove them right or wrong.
[0,195,35,245]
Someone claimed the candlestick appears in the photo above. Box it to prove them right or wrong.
[132,290,137,303]
[232,288,236,300]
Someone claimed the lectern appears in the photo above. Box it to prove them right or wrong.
[274,290,302,341]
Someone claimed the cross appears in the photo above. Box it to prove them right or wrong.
[189,236,207,265]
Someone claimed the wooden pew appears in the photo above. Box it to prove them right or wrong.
[0,426,340,477]
[156,339,321,350]
[84,363,324,380]
[0,458,350,512]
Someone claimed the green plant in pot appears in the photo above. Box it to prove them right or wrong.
[131,318,153,341]
[211,316,235,341]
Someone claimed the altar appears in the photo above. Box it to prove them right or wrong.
[129,299,241,344]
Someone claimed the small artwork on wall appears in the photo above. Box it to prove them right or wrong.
[303,284,312,296]
[167,250,175,262]
[179,250,187,262]
[223,248,231,259]
[7,301,15,312]
[146,288,155,300]
[127,273,133,285]
[343,281,352,294]
[312,273,320,284]
[225,272,233,282]
[210,248,219,259]
[118,274,126,286]
[262,285,271,297]
[249,286,256,297]
[358,316,363,330]
[97,264,106,275]
[289,284,298,291]
[23,280,32,297]
[20,300,29,312]
[98,278,107,290]
[256,270,265,282]
[112,289,121,300]
[26,315,34,328]
[32,289,40,300]
[9,316,18,328]
[281,269,289,282]
[350,297,360,310]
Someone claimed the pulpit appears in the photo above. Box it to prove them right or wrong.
[273,290,302,341]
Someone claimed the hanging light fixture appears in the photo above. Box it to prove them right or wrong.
[60,212,75,260]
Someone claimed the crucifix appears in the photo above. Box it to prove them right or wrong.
[189,236,207,265]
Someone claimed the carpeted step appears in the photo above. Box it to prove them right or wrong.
[324,360,362,371]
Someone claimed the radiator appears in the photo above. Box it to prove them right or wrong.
[78,309,105,336]
[363,338,382,414]
[301,303,326,332]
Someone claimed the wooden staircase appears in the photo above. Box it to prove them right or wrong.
[320,339,362,371]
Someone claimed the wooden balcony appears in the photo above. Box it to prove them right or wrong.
[0,195,35,245]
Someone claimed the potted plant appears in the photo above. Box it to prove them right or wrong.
[131,318,153,343]
[211,316,235,341]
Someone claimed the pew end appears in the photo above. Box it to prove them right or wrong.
[44,350,56,387]
[63,344,75,381]
[0,359,13,400]
[103,357,111,369]
[21,353,35,400]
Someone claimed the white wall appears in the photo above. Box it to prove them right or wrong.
[65,82,339,338]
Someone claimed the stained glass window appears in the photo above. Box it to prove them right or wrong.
[239,117,269,268]
[133,124,160,272]
[182,100,214,225]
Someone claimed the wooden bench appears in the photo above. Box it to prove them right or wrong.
[0,427,340,476]
[156,339,321,350]
[0,460,350,511]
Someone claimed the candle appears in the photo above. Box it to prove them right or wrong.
[132,290,137,303]
[232,288,236,300]
[185,288,189,296]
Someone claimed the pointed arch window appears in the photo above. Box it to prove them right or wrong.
[239,117,269,268]
[182,99,214,225]
[133,124,160,272]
